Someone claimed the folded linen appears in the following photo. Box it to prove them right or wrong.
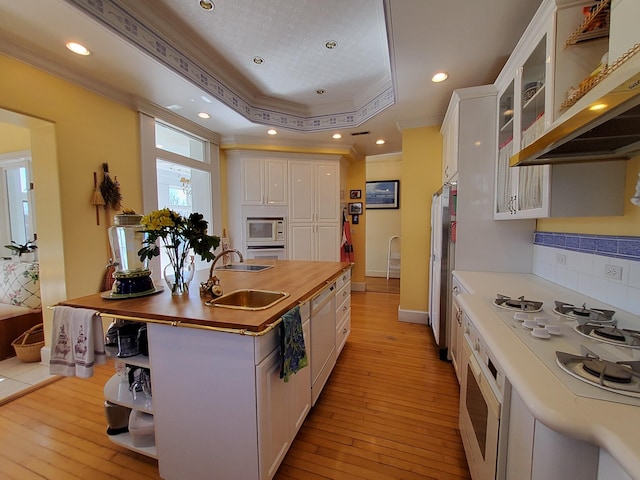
[50,306,106,378]
[279,305,308,382]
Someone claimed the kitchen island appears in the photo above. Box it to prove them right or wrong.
[60,260,352,480]
[454,270,639,480]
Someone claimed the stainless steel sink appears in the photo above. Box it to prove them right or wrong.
[215,264,272,272]
[205,289,289,310]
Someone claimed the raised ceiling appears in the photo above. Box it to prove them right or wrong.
[0,0,543,156]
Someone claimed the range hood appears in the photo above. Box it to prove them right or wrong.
[510,71,640,166]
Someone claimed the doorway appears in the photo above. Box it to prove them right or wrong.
[365,153,402,294]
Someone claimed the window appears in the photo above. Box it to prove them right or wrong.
[140,115,221,277]
[0,154,35,255]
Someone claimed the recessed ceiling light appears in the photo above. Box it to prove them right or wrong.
[316,89,326,95]
[431,72,449,83]
[589,103,607,111]
[267,129,278,135]
[66,42,90,56]
[332,133,342,139]
[376,139,385,145]
[253,57,264,65]
[199,0,215,11]
[325,40,338,49]
[198,112,211,119]
[166,104,182,110]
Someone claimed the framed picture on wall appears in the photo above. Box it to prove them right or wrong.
[350,189,362,199]
[348,202,363,215]
[366,180,399,209]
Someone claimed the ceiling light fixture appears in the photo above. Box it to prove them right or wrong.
[199,0,215,11]
[431,72,449,83]
[589,103,607,111]
[198,112,211,119]
[66,42,91,56]
[200,96,212,103]
[376,139,385,145]
[332,133,342,139]
[325,40,338,49]
[316,89,326,95]
[267,129,278,135]
[253,56,264,65]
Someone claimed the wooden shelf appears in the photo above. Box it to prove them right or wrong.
[565,0,610,47]
[105,346,150,369]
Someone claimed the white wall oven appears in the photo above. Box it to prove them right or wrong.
[245,217,285,247]
[245,246,286,261]
[459,313,510,480]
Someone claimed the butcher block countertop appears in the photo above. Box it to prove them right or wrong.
[59,260,351,333]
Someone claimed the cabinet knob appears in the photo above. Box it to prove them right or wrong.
[343,305,348,312]
[343,291,348,297]
[343,328,348,334]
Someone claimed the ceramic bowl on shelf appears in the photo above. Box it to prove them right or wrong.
[524,82,540,101]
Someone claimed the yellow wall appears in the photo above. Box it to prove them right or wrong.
[0,54,142,316]
[400,126,442,312]
[345,157,366,286]
[537,156,640,235]
[0,123,30,152]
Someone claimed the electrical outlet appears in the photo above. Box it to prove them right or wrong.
[556,253,567,266]
[604,264,623,281]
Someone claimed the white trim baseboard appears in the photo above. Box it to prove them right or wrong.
[351,282,366,292]
[40,346,51,367]
[398,308,428,324]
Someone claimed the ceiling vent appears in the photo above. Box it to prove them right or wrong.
[351,131,370,136]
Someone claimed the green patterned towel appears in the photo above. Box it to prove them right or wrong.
[280,305,308,382]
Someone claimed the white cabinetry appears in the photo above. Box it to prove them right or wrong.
[449,279,463,382]
[288,160,340,261]
[506,387,600,480]
[494,16,553,219]
[493,1,626,219]
[335,270,351,357]
[241,157,287,206]
[103,351,157,458]
[310,281,336,405]
[256,305,311,480]
[441,102,459,182]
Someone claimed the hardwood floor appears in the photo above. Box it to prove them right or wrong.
[365,276,400,294]
[0,291,468,480]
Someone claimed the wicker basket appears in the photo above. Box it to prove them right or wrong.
[12,324,44,363]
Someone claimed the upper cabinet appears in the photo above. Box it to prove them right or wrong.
[239,157,287,206]
[441,102,459,183]
[493,0,629,219]
[494,16,553,219]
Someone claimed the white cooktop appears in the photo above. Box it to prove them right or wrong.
[483,298,640,407]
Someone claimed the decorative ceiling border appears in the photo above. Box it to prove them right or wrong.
[64,0,395,133]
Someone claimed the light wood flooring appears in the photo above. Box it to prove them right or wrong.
[0,291,468,480]
[365,276,400,294]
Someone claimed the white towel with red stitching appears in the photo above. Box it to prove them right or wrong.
[49,306,106,378]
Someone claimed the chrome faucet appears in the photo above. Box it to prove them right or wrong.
[200,249,244,298]
[209,249,244,276]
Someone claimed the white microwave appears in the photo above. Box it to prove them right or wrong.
[246,217,285,246]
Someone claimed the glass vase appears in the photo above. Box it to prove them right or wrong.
[163,256,195,296]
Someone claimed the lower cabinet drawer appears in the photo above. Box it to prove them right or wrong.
[336,312,350,356]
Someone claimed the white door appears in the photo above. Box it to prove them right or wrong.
[289,161,314,223]
[265,160,287,205]
[316,223,340,262]
[242,158,264,205]
[315,162,339,223]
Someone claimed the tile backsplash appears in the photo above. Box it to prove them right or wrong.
[533,231,640,317]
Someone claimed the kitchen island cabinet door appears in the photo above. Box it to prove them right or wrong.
[148,323,260,480]
[256,348,291,480]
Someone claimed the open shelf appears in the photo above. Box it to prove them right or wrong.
[107,431,157,459]
[565,0,610,47]
[105,346,150,369]
[104,375,153,414]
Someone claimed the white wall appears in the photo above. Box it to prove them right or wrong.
[365,153,402,277]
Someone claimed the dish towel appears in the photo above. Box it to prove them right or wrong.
[50,306,106,378]
[279,305,308,382]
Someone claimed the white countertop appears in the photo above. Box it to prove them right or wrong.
[454,270,640,480]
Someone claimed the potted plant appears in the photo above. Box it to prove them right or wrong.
[4,239,37,262]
